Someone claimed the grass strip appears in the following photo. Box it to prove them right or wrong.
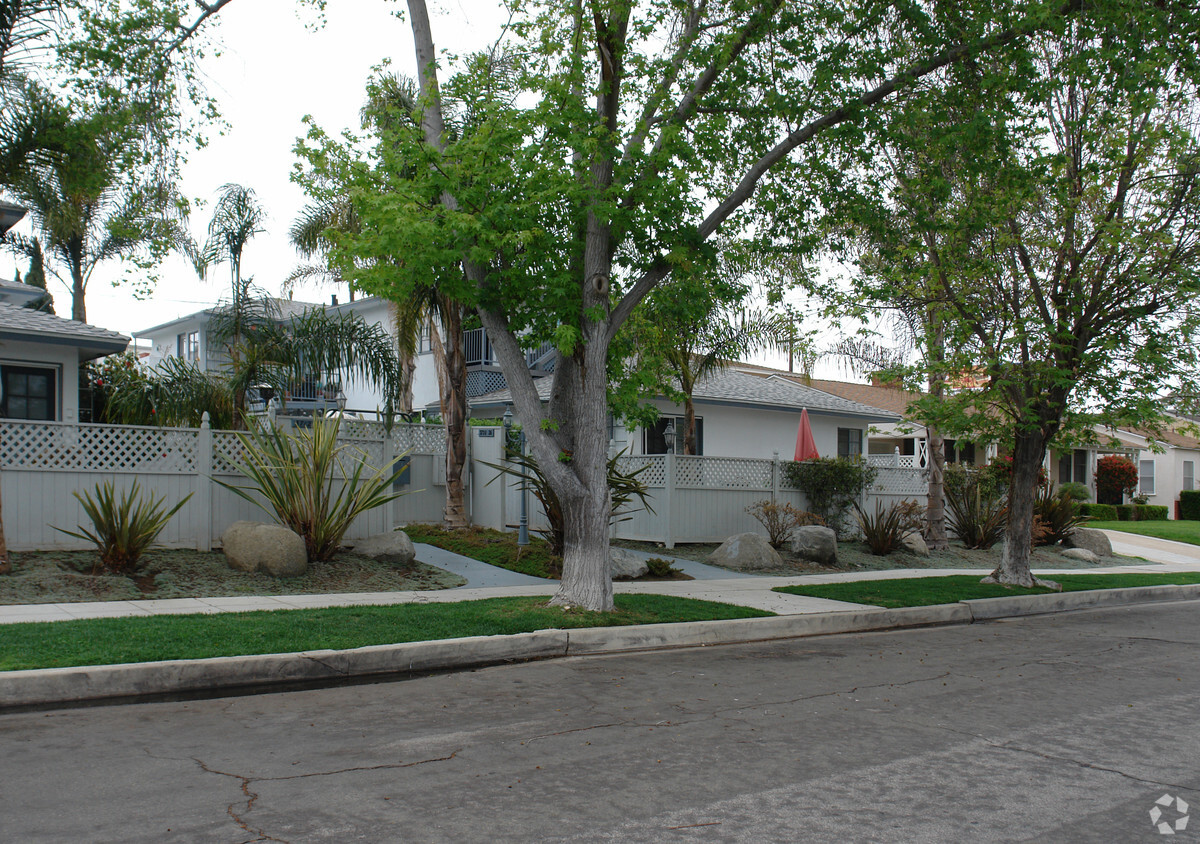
[1084,520,1200,547]
[774,572,1200,609]
[405,524,562,578]
[0,595,770,672]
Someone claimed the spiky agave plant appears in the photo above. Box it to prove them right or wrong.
[55,481,192,572]
[216,419,408,561]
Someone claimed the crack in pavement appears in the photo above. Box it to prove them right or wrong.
[190,750,459,841]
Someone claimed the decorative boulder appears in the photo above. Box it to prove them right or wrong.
[789,525,838,566]
[708,533,783,571]
[221,521,308,577]
[1061,547,1100,564]
[1063,527,1112,558]
[351,530,416,565]
[900,531,930,557]
[610,548,649,579]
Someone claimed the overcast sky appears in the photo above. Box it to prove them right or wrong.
[8,0,851,379]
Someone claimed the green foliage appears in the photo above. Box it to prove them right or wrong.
[1114,504,1136,522]
[645,557,676,577]
[1096,456,1140,504]
[1058,482,1091,502]
[54,481,191,573]
[485,450,654,557]
[93,353,235,429]
[782,458,877,536]
[1137,505,1169,522]
[945,473,1008,550]
[1079,503,1118,521]
[854,500,912,556]
[744,500,824,549]
[1033,487,1088,546]
[215,420,407,562]
[1181,490,1200,521]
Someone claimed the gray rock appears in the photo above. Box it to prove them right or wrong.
[221,521,308,577]
[351,531,416,564]
[708,532,783,571]
[900,531,930,557]
[789,525,838,566]
[609,548,649,579]
[1063,527,1112,558]
[1061,547,1100,564]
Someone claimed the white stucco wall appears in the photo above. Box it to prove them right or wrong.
[1,339,79,422]
[616,399,874,460]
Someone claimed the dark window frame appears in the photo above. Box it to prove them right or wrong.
[1,363,58,421]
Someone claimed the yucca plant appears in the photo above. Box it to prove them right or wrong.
[854,500,909,556]
[216,419,408,561]
[55,481,192,573]
[946,474,1008,550]
[1033,485,1089,546]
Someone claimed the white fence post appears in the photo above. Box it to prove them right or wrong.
[664,450,676,549]
[771,450,780,503]
[197,412,213,551]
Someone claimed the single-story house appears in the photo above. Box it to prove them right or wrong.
[466,367,900,461]
[0,281,129,423]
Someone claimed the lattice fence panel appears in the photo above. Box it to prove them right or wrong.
[617,455,666,487]
[872,467,928,496]
[1,421,198,473]
[390,424,446,454]
[338,419,388,440]
[676,456,774,490]
[212,430,249,476]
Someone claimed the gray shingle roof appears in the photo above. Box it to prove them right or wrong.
[0,303,129,355]
[469,367,898,421]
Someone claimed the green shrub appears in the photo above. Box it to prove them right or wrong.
[54,480,192,573]
[745,500,824,548]
[216,420,408,562]
[1181,490,1200,521]
[945,473,1008,549]
[1079,503,1118,521]
[1136,504,1169,521]
[854,500,915,556]
[1058,481,1091,502]
[1114,504,1136,521]
[645,557,676,577]
[1033,486,1088,545]
[782,457,877,536]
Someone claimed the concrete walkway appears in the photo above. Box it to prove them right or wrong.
[1,532,1195,626]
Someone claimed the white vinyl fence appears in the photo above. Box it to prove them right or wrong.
[1,419,928,552]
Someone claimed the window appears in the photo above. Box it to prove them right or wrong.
[1184,461,1195,492]
[1139,459,1156,496]
[943,439,976,465]
[644,416,701,455]
[837,427,863,459]
[176,331,199,362]
[1057,449,1089,484]
[418,320,433,354]
[1,365,56,420]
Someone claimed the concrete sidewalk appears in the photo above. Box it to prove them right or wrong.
[0,532,1195,625]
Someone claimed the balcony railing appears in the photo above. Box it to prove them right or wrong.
[463,327,556,370]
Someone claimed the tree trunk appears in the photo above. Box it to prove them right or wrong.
[989,430,1049,587]
[925,424,949,550]
[682,394,698,455]
[441,303,469,529]
[71,265,86,323]
[398,353,416,415]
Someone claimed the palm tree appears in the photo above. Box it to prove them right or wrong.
[4,107,185,322]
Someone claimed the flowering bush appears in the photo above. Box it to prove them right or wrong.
[1095,455,1139,504]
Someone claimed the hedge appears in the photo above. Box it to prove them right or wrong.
[1114,504,1136,521]
[1079,503,1118,521]
[1137,505,1169,521]
[1181,490,1200,521]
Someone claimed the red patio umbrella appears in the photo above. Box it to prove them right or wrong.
[794,407,819,461]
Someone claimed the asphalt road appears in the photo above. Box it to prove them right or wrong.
[3,602,1199,843]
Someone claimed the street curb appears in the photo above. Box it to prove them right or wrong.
[2,585,1198,709]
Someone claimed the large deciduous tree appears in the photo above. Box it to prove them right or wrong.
[301,0,1164,610]
[844,27,1200,587]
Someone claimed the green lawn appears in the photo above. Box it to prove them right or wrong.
[1085,520,1200,547]
[774,572,1200,609]
[0,595,771,672]
[406,523,562,578]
